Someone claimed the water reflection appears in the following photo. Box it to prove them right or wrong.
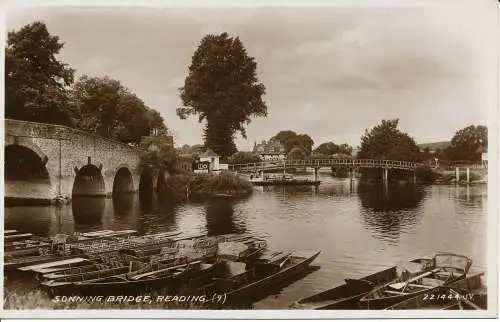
[452,184,487,209]
[205,199,246,236]
[113,193,135,218]
[357,183,426,245]
[72,196,105,227]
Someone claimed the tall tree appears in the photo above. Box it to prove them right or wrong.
[178,32,267,158]
[5,22,75,125]
[358,119,421,161]
[70,75,169,145]
[444,125,487,161]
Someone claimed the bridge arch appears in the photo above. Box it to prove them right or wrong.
[5,144,52,201]
[112,167,134,194]
[5,138,48,166]
[72,164,105,196]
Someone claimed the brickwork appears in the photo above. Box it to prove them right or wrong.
[4,119,166,201]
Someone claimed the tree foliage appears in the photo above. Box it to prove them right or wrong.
[272,130,314,156]
[178,32,267,158]
[70,75,170,145]
[5,21,75,125]
[227,151,261,164]
[444,125,487,161]
[314,142,353,156]
[358,119,421,161]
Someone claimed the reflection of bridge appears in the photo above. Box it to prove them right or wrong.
[229,159,419,182]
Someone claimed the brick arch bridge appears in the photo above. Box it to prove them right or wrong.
[5,119,171,203]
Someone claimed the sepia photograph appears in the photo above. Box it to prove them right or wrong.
[1,0,497,319]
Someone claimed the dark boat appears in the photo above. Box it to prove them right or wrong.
[195,249,321,307]
[48,256,223,296]
[359,253,472,309]
[290,258,430,309]
[249,172,320,186]
[385,272,486,310]
[6,232,206,272]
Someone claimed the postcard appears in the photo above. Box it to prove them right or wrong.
[1,0,497,319]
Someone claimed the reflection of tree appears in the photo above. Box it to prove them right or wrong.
[72,196,105,227]
[205,199,245,236]
[357,183,426,244]
[136,191,179,233]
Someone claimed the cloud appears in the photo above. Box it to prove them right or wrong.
[6,4,493,150]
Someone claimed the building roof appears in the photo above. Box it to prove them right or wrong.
[199,148,219,158]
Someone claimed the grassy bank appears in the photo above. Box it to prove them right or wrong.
[164,172,253,200]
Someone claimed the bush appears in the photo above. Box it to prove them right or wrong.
[415,165,440,183]
[164,172,253,200]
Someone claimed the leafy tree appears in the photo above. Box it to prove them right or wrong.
[444,125,487,162]
[178,32,267,158]
[358,119,421,181]
[358,119,421,161]
[70,75,169,145]
[273,131,298,147]
[228,151,261,164]
[338,143,353,156]
[272,131,314,156]
[315,142,339,155]
[5,21,75,125]
[287,146,306,159]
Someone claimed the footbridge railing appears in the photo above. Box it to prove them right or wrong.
[228,159,420,172]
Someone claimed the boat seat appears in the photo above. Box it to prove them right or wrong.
[408,283,434,289]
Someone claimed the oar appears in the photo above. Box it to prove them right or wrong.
[389,269,439,290]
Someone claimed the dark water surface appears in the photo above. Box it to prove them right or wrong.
[4,174,487,309]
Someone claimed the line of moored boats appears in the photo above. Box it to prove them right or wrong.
[4,229,487,309]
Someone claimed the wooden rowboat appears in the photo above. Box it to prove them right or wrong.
[385,272,486,310]
[290,258,431,310]
[359,253,472,309]
[195,249,321,307]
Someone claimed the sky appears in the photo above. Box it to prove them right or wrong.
[4,1,496,151]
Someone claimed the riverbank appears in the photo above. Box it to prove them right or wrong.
[164,171,253,200]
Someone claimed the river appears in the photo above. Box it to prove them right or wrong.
[4,173,487,309]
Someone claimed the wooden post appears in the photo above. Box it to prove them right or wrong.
[466,167,470,183]
[455,167,460,182]
[314,167,319,182]
[413,170,417,184]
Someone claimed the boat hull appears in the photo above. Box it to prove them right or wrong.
[290,259,430,310]
[222,250,321,307]
[359,275,467,310]
[251,181,321,186]
[54,262,224,296]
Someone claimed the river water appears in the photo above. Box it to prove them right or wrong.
[4,173,487,309]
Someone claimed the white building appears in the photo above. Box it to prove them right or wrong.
[194,149,228,173]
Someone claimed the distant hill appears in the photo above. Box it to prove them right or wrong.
[418,141,451,151]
